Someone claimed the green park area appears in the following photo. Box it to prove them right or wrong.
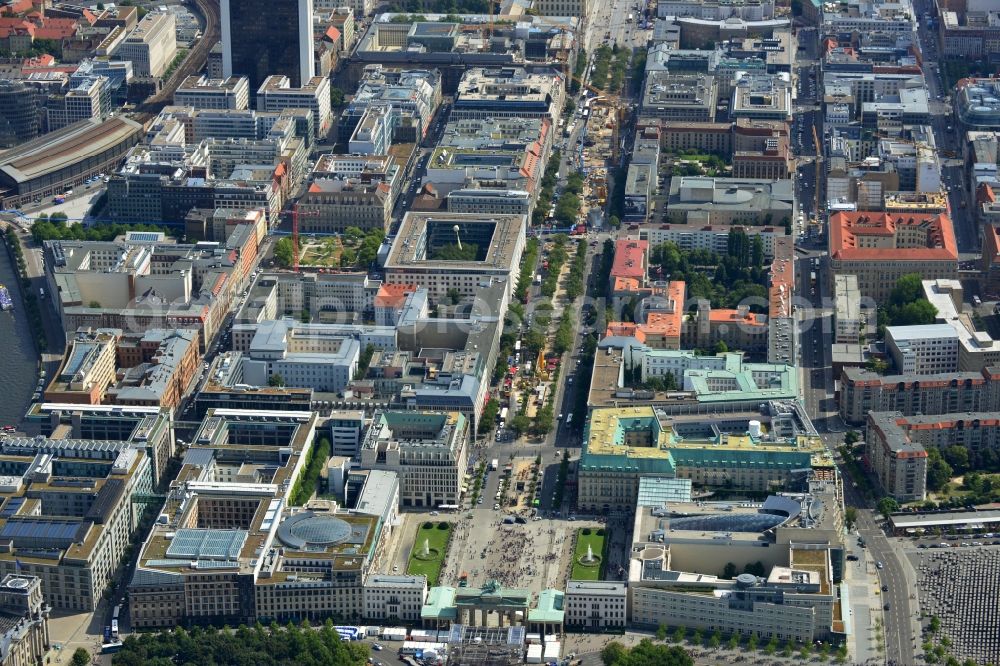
[406,521,453,585]
[571,527,606,581]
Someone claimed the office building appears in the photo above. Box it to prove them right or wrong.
[641,72,717,122]
[665,176,794,225]
[0,575,50,666]
[221,0,315,91]
[627,490,846,643]
[452,67,565,123]
[833,275,865,344]
[297,154,401,233]
[174,74,250,110]
[532,0,590,16]
[0,435,152,611]
[564,582,627,631]
[348,105,394,155]
[352,15,579,84]
[360,411,470,508]
[129,409,397,627]
[42,237,247,352]
[828,211,958,301]
[364,575,428,624]
[192,352,312,417]
[45,76,109,132]
[328,411,366,459]
[590,345,800,413]
[577,407,825,511]
[0,80,41,148]
[339,66,441,143]
[238,271,382,324]
[884,279,1000,373]
[383,212,527,306]
[44,328,120,405]
[886,324,961,375]
[446,189,532,216]
[115,12,177,78]
[730,72,792,122]
[658,0,775,21]
[257,74,332,139]
[235,319,363,393]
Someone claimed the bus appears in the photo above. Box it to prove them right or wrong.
[627,12,633,22]
[499,407,509,422]
[111,605,120,640]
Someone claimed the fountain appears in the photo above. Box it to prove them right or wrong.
[584,544,595,563]
[423,538,430,557]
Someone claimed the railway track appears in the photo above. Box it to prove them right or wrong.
[134,0,220,120]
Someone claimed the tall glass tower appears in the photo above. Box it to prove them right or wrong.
[220,0,315,92]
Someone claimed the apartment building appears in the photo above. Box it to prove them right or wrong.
[360,411,470,508]
[641,224,785,258]
[838,366,1000,425]
[115,12,177,78]
[866,411,930,501]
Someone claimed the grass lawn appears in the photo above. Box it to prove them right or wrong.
[300,237,342,268]
[570,528,606,581]
[406,521,452,585]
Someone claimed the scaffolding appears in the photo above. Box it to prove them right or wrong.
[444,625,526,666]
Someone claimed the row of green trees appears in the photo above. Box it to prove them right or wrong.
[562,239,588,300]
[112,621,368,666]
[532,149,562,226]
[31,213,176,244]
[514,238,540,304]
[539,235,569,298]
[289,437,332,505]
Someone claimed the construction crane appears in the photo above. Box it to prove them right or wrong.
[279,204,319,273]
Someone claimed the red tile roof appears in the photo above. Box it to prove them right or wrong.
[375,283,418,308]
[610,239,648,281]
[829,211,958,263]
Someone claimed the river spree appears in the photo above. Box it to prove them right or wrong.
[0,237,41,426]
